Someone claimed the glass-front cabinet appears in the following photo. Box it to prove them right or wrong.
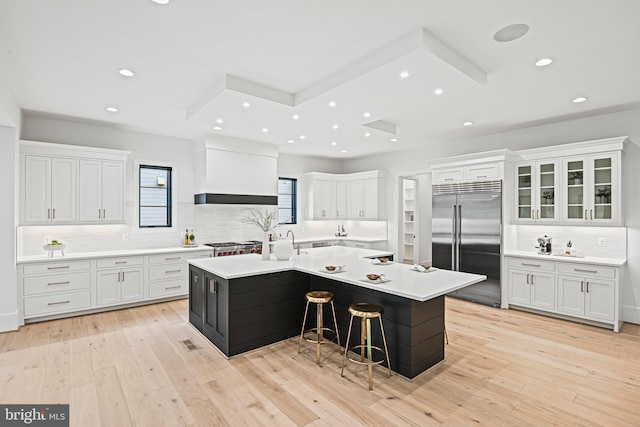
[515,161,559,223]
[563,153,618,224]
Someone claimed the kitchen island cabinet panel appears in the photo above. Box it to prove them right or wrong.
[189,266,205,333]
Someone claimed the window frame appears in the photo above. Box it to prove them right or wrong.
[133,160,178,233]
[277,177,297,225]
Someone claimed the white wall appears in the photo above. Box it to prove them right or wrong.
[342,108,640,324]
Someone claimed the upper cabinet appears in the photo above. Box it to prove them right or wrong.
[305,171,386,220]
[78,160,125,223]
[511,137,624,226]
[432,159,503,184]
[515,160,560,223]
[20,141,130,226]
[24,155,77,224]
[563,153,619,225]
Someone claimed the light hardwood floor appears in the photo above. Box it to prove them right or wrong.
[1,297,639,426]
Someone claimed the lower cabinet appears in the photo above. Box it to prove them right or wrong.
[203,271,228,352]
[506,256,620,331]
[96,266,144,306]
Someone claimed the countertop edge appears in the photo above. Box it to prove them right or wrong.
[503,251,627,266]
[17,245,214,264]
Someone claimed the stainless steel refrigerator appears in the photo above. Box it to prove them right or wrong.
[432,180,502,307]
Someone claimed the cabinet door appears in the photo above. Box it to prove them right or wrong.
[584,278,615,322]
[314,180,335,219]
[335,181,348,219]
[589,155,616,224]
[361,179,378,219]
[433,167,463,183]
[536,161,558,222]
[78,159,102,222]
[101,161,125,222]
[51,157,77,222]
[204,273,228,350]
[515,163,533,221]
[121,267,144,302]
[563,158,586,223]
[529,271,555,310]
[348,180,364,218]
[24,155,52,223]
[556,275,584,317]
[96,270,121,306]
[189,267,205,332]
[508,269,531,305]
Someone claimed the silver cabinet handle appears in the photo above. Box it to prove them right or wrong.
[48,281,70,286]
[115,261,127,265]
[52,208,56,219]
[47,265,70,270]
[530,274,534,285]
[590,209,593,220]
[584,209,588,220]
[530,209,534,219]
[122,271,125,281]
[574,268,597,274]
[586,281,590,293]
[536,209,539,220]
[98,208,102,219]
[48,300,70,306]
[165,285,181,290]
[165,257,181,261]
[117,272,121,282]
[581,280,584,292]
[165,269,182,274]
[526,273,530,284]
[521,263,541,267]
[47,208,51,219]
[103,209,106,219]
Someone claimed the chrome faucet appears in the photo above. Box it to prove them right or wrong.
[286,230,300,255]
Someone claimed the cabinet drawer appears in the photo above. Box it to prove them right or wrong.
[464,162,501,181]
[507,257,555,272]
[557,262,615,279]
[23,260,91,276]
[148,253,194,264]
[24,290,91,317]
[96,256,144,269]
[196,251,214,258]
[433,167,463,183]
[149,262,188,281]
[23,271,91,296]
[149,278,188,298]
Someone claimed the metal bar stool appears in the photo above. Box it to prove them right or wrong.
[341,302,391,390]
[298,291,340,364]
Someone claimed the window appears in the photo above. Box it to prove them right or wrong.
[139,165,172,228]
[278,177,297,224]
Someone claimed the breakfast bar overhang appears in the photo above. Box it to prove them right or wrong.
[188,246,486,379]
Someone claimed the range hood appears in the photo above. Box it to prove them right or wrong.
[194,135,279,205]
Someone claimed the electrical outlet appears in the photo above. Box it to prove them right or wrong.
[597,237,606,247]
[122,233,129,241]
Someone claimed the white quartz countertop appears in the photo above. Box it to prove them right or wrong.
[295,236,386,244]
[17,245,213,264]
[189,246,486,302]
[504,251,626,266]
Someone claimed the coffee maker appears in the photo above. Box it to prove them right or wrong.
[537,235,552,255]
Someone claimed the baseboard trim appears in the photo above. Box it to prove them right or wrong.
[0,310,20,333]
[622,304,640,326]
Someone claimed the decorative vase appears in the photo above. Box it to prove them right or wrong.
[261,232,270,260]
[273,238,294,261]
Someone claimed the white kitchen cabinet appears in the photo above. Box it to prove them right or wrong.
[24,155,77,224]
[507,258,556,310]
[96,266,144,306]
[78,159,125,223]
[563,153,619,225]
[506,256,620,331]
[347,175,384,220]
[514,160,559,223]
[432,161,502,184]
[312,179,336,219]
[335,180,348,219]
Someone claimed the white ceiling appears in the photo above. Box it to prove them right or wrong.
[2,0,640,159]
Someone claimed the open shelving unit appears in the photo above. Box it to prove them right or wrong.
[402,179,416,264]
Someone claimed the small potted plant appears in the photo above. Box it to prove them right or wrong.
[542,190,554,205]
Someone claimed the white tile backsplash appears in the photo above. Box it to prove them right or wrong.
[507,224,627,259]
[18,203,388,256]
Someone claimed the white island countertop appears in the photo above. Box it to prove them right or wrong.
[189,246,486,302]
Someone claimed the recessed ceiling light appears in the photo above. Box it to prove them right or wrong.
[331,141,337,146]
[105,106,118,113]
[216,118,223,124]
[434,88,444,95]
[332,124,339,129]
[363,112,371,118]
[390,138,399,142]
[399,71,410,79]
[340,150,347,153]
[462,121,473,126]
[572,97,588,103]
[535,58,554,67]
[213,126,223,131]
[287,140,295,144]
[242,102,250,108]
[292,114,300,120]
[328,101,337,108]
[493,23,530,42]
[299,135,305,140]
[262,128,269,133]
[152,0,170,4]
[118,68,135,77]
[364,132,371,137]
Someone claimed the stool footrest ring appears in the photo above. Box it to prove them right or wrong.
[345,345,387,366]
[302,327,338,344]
